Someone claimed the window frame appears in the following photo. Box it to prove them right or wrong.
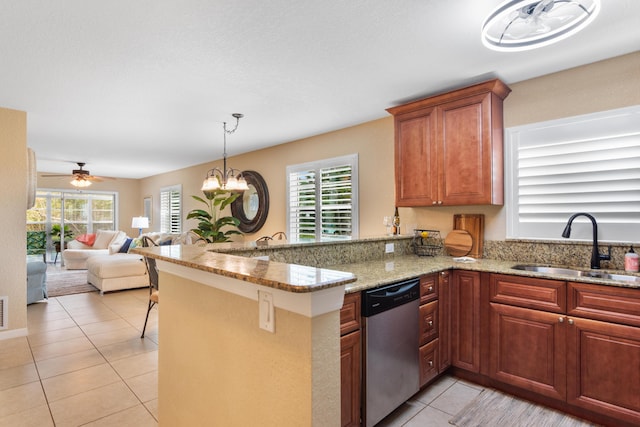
[286,154,359,242]
[505,105,640,243]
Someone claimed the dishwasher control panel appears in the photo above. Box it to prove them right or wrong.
[361,278,420,317]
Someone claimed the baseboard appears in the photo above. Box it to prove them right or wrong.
[0,328,28,340]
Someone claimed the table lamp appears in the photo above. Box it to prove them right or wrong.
[131,216,149,236]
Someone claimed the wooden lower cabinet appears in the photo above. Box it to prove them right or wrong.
[451,270,481,372]
[341,330,361,427]
[340,292,361,427]
[488,303,566,400]
[567,317,640,425]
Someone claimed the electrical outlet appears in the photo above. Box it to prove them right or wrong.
[385,243,394,253]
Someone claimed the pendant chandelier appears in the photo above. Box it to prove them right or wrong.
[481,0,601,51]
[201,113,249,193]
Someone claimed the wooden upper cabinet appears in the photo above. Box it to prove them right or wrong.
[387,79,511,207]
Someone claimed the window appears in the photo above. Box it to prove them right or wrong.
[287,154,358,241]
[160,185,182,234]
[506,105,640,242]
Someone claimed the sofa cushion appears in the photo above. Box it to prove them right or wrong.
[118,238,133,253]
[93,230,123,249]
[76,233,96,246]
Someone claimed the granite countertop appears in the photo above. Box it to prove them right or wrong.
[133,243,640,295]
[131,244,357,293]
[332,255,640,294]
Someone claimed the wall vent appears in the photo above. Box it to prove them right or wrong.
[0,296,7,330]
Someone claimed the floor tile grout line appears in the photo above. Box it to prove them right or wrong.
[26,293,159,425]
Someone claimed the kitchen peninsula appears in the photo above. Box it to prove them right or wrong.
[135,237,640,426]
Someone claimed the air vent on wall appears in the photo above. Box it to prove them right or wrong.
[0,296,7,329]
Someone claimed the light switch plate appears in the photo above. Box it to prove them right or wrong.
[258,290,275,333]
[385,243,394,253]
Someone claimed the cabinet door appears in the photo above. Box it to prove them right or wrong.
[340,330,361,427]
[567,317,640,426]
[439,92,503,205]
[451,270,481,372]
[394,108,438,206]
[438,271,451,372]
[488,303,566,400]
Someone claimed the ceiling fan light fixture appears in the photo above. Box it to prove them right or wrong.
[71,177,92,187]
[481,0,601,51]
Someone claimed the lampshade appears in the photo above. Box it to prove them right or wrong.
[481,0,601,51]
[131,216,149,229]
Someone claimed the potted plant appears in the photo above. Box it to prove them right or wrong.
[186,189,242,243]
[50,224,73,252]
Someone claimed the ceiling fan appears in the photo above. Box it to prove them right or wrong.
[42,162,114,187]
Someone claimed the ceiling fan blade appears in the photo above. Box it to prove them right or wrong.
[41,174,72,178]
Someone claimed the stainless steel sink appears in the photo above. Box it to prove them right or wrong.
[511,265,640,284]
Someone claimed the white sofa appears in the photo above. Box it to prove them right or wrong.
[62,229,128,269]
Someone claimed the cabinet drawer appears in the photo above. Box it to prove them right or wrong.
[419,338,439,387]
[340,292,361,336]
[568,282,640,327]
[420,300,438,346]
[420,274,438,305]
[490,274,566,313]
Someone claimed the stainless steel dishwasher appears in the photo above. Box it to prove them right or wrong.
[362,277,420,427]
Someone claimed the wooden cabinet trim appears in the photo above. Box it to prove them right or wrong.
[340,330,361,427]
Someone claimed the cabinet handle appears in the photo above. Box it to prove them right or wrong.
[437,201,443,205]
[432,201,437,205]
[568,318,574,325]
[428,360,433,367]
[558,317,564,323]
[428,286,434,292]
[428,320,433,327]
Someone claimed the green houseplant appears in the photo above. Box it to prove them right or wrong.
[187,189,242,243]
[50,224,73,243]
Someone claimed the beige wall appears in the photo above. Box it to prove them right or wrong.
[36,174,142,238]
[0,107,28,337]
[142,52,640,243]
[159,271,340,425]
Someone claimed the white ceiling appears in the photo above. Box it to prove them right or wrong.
[2,0,639,179]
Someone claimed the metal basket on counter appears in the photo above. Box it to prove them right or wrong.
[410,229,442,257]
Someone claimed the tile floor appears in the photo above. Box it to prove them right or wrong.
[0,287,159,427]
[2,288,484,427]
[376,376,484,427]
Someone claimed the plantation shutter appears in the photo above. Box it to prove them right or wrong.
[160,185,182,234]
[288,170,317,241]
[506,106,640,242]
[287,154,358,241]
[320,164,353,237]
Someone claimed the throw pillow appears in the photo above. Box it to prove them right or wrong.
[118,238,133,253]
[93,230,120,249]
[76,233,96,246]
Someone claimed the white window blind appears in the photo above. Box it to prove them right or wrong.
[160,185,182,234]
[506,105,640,242]
[287,154,358,242]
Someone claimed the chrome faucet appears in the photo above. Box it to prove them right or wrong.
[561,213,611,269]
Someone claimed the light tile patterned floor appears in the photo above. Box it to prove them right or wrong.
[2,283,483,427]
[0,287,158,427]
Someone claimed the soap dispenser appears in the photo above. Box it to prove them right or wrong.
[625,246,639,272]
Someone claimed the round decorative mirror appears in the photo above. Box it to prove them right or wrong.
[231,170,269,233]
